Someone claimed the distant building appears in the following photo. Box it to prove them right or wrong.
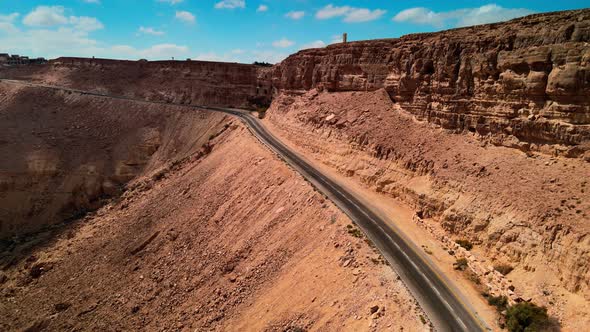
[0,53,47,66]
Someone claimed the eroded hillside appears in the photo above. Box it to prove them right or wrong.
[0,82,230,238]
[264,84,590,329]
[0,85,424,331]
[0,58,272,108]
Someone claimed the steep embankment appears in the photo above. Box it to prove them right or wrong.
[266,88,590,329]
[0,58,272,108]
[0,81,228,238]
[266,8,590,330]
[274,9,590,158]
[0,100,424,331]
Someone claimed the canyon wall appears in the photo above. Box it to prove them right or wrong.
[0,58,272,108]
[273,9,590,157]
[0,81,229,239]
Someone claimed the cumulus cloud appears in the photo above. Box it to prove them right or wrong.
[301,40,326,50]
[272,38,295,48]
[316,4,385,23]
[0,13,19,33]
[257,5,268,13]
[393,4,535,28]
[0,13,19,22]
[138,26,165,36]
[21,6,103,32]
[214,0,246,10]
[69,16,104,32]
[175,11,195,24]
[285,11,305,20]
[0,6,188,61]
[23,6,69,27]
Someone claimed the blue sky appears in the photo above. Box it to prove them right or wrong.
[0,1,588,63]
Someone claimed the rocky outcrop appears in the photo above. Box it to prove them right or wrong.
[0,58,273,109]
[273,9,590,156]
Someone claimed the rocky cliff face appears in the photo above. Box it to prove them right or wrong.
[274,9,590,157]
[1,58,273,108]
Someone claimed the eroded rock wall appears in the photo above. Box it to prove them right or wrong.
[273,9,590,156]
[0,82,229,239]
[0,58,273,108]
[265,89,590,327]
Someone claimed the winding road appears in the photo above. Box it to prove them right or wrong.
[1,79,489,331]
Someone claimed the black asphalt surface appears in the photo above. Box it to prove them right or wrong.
[1,79,488,332]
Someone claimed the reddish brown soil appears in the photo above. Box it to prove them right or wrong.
[0,84,424,331]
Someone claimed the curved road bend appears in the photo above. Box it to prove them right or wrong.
[0,79,488,331]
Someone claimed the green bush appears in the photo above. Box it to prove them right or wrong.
[453,258,469,271]
[455,239,473,250]
[494,264,514,276]
[487,295,508,312]
[505,302,549,332]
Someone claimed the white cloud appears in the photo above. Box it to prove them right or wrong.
[344,8,386,23]
[231,49,245,54]
[257,5,268,13]
[175,11,195,24]
[138,26,165,36]
[316,4,385,23]
[69,16,104,32]
[0,22,18,33]
[301,40,326,50]
[157,0,184,4]
[0,12,19,32]
[393,4,535,28]
[23,6,69,27]
[21,6,103,32]
[0,8,186,60]
[0,27,103,59]
[214,0,246,10]
[83,0,101,4]
[272,38,295,48]
[285,11,305,20]
[0,13,20,22]
[112,43,189,59]
[316,5,350,19]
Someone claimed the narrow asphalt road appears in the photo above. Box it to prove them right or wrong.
[1,79,488,331]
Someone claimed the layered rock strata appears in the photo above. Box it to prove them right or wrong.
[1,58,273,108]
[273,9,590,156]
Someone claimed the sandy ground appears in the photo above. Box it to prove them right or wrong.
[0,112,425,331]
